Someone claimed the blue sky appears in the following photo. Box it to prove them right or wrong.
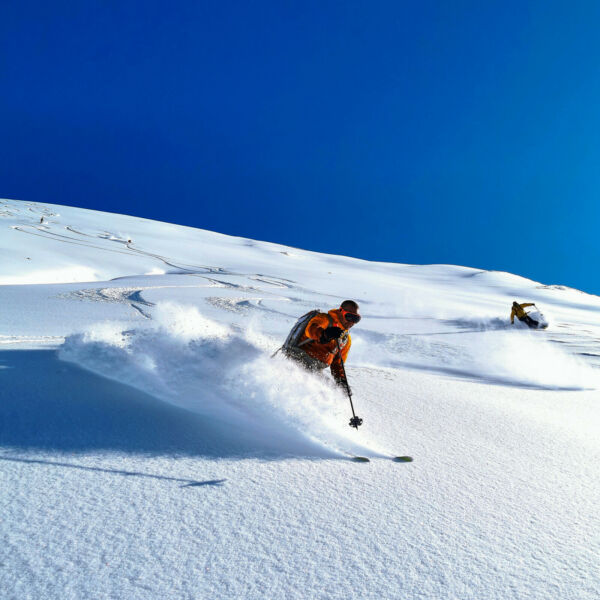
[2,1,600,292]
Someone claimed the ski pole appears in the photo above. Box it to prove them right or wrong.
[335,339,363,429]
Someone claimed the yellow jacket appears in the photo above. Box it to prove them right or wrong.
[510,303,534,323]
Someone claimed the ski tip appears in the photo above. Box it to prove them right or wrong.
[393,456,414,463]
[351,456,370,463]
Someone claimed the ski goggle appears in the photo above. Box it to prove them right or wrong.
[341,309,361,324]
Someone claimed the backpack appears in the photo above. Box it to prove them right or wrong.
[271,310,333,357]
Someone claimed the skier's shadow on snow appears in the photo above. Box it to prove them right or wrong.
[0,350,323,459]
[182,479,226,487]
[0,455,226,488]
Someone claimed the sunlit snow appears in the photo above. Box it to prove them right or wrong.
[1,198,598,599]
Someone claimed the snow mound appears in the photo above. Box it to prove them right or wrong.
[59,302,370,457]
[464,330,599,390]
[352,326,600,391]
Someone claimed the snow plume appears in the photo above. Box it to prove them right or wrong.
[81,321,130,348]
[59,302,369,457]
[152,301,230,342]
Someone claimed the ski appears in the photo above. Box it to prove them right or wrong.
[349,455,413,463]
[393,456,413,462]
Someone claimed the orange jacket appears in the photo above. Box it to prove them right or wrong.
[299,309,351,381]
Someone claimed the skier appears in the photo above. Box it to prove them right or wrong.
[510,301,539,328]
[283,300,361,388]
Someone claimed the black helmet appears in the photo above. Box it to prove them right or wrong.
[341,300,359,312]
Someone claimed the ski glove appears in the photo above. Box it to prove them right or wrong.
[320,326,344,343]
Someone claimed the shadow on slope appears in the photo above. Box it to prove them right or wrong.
[385,360,587,391]
[0,455,227,488]
[0,349,328,458]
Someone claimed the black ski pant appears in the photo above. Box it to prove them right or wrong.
[284,347,349,390]
[518,315,540,329]
[284,346,329,373]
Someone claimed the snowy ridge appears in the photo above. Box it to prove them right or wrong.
[1,198,599,600]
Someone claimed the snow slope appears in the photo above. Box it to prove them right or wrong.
[1,198,599,599]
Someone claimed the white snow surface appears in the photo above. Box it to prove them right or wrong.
[1,198,599,599]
